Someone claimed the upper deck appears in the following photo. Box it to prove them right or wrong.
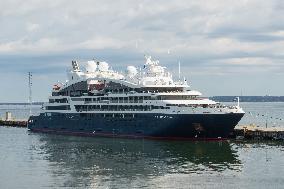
[42,56,244,115]
[52,55,192,98]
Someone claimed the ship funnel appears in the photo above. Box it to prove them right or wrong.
[72,60,80,71]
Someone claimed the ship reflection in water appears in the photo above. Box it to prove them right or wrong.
[35,133,241,188]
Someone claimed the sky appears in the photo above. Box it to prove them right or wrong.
[0,0,284,102]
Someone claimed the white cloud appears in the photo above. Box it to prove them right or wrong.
[0,0,283,55]
[79,36,126,49]
[0,38,60,53]
[0,0,284,100]
[26,23,39,32]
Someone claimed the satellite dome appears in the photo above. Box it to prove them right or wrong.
[126,66,138,78]
[86,60,97,73]
[98,61,109,72]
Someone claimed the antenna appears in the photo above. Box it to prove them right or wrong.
[178,61,181,80]
[236,96,240,108]
[28,72,32,116]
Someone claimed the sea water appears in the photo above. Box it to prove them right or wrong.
[0,102,284,189]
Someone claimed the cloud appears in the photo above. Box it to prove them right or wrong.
[0,38,60,53]
[26,23,40,32]
[1,0,284,55]
[0,0,284,101]
[79,37,126,49]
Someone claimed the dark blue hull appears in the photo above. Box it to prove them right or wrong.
[28,113,244,140]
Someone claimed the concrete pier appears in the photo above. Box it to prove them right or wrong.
[234,125,284,140]
[0,120,27,127]
[0,112,27,127]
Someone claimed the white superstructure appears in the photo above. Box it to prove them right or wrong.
[43,56,244,116]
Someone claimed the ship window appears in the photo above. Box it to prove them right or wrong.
[119,97,123,103]
[144,96,151,100]
[50,98,68,103]
[123,97,128,103]
[134,96,138,103]
[129,97,134,103]
[52,92,59,96]
[46,105,70,110]
[151,96,157,100]
[70,91,81,97]
[156,95,197,100]
[71,98,84,101]
[89,105,92,110]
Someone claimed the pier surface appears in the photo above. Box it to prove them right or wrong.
[0,111,27,127]
[0,120,27,127]
[235,125,284,140]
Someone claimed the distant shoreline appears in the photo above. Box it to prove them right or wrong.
[0,96,284,104]
[0,102,44,105]
[210,96,284,102]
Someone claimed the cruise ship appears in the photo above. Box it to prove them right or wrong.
[28,56,245,140]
